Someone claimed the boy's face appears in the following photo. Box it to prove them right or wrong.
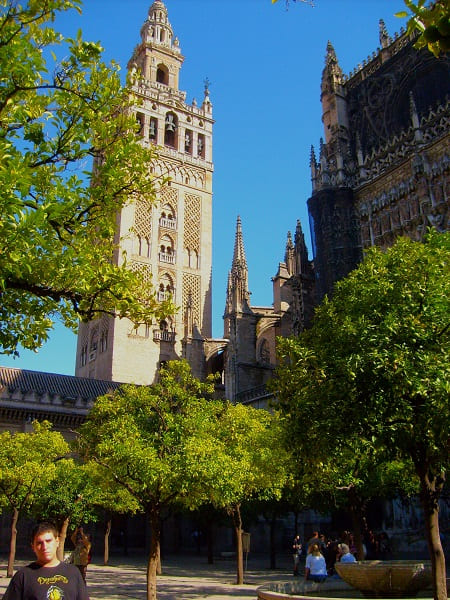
[32,531,60,566]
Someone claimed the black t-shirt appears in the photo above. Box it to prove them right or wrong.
[3,561,89,600]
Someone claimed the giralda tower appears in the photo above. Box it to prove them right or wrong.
[76,1,214,384]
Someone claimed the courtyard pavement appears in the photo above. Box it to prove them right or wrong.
[0,552,298,599]
[1,553,446,599]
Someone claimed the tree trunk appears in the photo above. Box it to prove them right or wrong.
[232,504,244,585]
[348,487,365,560]
[156,541,162,575]
[147,507,161,600]
[57,517,70,561]
[104,518,111,565]
[418,470,447,600]
[206,517,214,564]
[7,507,19,577]
[269,513,277,569]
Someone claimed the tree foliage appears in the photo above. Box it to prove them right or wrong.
[273,231,449,600]
[0,0,173,357]
[31,458,101,559]
[0,421,69,575]
[395,1,450,56]
[76,361,220,600]
[200,403,290,583]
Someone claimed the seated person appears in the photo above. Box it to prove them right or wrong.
[305,543,327,582]
[338,543,357,563]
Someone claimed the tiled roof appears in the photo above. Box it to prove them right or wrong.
[0,366,122,401]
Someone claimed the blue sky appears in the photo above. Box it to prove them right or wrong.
[2,0,408,375]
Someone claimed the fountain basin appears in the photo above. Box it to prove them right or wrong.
[334,561,432,598]
[257,580,359,599]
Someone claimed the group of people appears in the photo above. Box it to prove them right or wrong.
[3,522,92,600]
[292,529,392,580]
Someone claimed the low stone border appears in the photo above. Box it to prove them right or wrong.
[257,579,354,600]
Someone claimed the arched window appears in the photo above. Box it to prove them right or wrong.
[197,133,205,158]
[156,64,169,85]
[136,112,145,136]
[149,117,158,143]
[158,274,174,301]
[164,112,177,148]
[159,234,175,263]
[185,129,193,154]
[159,204,176,229]
[190,249,199,268]
[137,235,150,258]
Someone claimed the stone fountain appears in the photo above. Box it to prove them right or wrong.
[335,561,432,598]
[257,560,433,600]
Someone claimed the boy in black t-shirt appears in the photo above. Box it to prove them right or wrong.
[3,522,89,600]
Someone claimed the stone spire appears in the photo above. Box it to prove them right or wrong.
[321,41,343,94]
[227,216,250,312]
[320,41,348,146]
[285,231,295,275]
[379,19,390,49]
[294,220,309,275]
[202,77,212,114]
[232,215,247,271]
[310,145,318,191]
[129,0,184,90]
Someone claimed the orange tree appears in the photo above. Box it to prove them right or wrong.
[0,0,172,357]
[195,402,290,584]
[0,421,69,576]
[273,231,449,600]
[77,361,221,600]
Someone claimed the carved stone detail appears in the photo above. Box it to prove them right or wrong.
[184,193,201,253]
[183,273,201,330]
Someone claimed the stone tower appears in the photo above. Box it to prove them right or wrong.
[75,0,214,384]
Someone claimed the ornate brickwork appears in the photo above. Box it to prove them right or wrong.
[184,193,201,252]
[357,138,449,250]
[160,185,179,211]
[130,260,153,286]
[183,273,201,328]
[133,197,152,239]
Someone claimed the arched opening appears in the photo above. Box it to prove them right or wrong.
[156,64,169,85]
[197,133,205,158]
[158,274,174,301]
[164,112,177,148]
[136,112,145,136]
[160,204,176,229]
[159,234,175,263]
[185,129,193,154]
[149,117,158,143]
[206,349,226,389]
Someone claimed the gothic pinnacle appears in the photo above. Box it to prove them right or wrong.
[379,19,390,48]
[232,215,247,269]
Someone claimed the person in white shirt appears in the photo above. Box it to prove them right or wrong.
[305,543,327,582]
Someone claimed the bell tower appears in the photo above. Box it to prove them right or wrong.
[75,0,214,384]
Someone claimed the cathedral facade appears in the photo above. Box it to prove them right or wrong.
[224,22,449,404]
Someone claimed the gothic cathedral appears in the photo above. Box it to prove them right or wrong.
[223,21,449,406]
[75,1,214,385]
